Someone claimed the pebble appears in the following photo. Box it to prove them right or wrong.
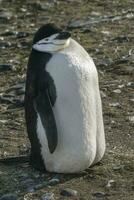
[6,82,25,95]
[69,12,134,29]
[100,91,106,98]
[106,179,115,188]
[29,1,55,11]
[17,41,30,49]
[92,191,106,198]
[0,30,29,38]
[21,178,35,192]
[109,102,121,107]
[127,82,134,88]
[0,41,12,49]
[0,194,17,200]
[128,116,134,123]
[0,11,13,23]
[0,64,12,72]
[34,181,48,190]
[60,188,78,197]
[41,192,55,200]
[113,165,125,170]
[113,89,121,94]
[49,178,60,186]
[118,84,125,88]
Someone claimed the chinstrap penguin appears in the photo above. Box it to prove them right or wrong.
[25,23,105,173]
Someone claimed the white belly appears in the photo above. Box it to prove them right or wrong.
[37,39,105,173]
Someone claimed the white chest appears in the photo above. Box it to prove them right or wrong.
[36,39,105,173]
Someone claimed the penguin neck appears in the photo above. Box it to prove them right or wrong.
[28,49,52,71]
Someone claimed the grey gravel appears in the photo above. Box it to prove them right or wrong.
[60,188,78,197]
[0,194,17,200]
[41,192,55,200]
[49,178,60,186]
[92,191,106,198]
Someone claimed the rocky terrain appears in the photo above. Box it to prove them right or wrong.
[0,0,134,199]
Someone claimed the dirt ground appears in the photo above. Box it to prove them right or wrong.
[0,0,134,199]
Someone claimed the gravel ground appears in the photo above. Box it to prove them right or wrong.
[0,0,134,199]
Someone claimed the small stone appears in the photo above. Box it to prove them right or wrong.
[130,99,134,102]
[21,178,35,192]
[49,178,59,186]
[34,182,48,190]
[100,91,106,98]
[15,32,29,38]
[113,89,121,94]
[106,179,115,188]
[41,192,55,200]
[92,192,106,198]
[0,194,17,200]
[127,82,134,88]
[101,31,110,36]
[113,165,125,170]
[60,188,78,197]
[118,84,124,88]
[0,11,13,23]
[0,64,12,72]
[0,41,12,49]
[17,41,30,49]
[0,30,29,38]
[109,102,121,107]
[128,116,134,123]
[29,1,55,11]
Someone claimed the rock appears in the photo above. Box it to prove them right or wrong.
[113,165,125,170]
[130,99,134,102]
[0,64,12,72]
[128,116,134,123]
[6,82,25,95]
[92,191,106,198]
[113,89,121,94]
[60,188,78,197]
[100,91,106,98]
[0,11,13,23]
[49,178,60,186]
[41,192,55,200]
[68,13,134,29]
[0,30,15,36]
[109,102,121,107]
[101,30,110,36]
[127,82,134,88]
[106,179,115,188]
[29,1,55,11]
[68,19,91,29]
[21,178,35,192]
[15,32,29,38]
[17,41,30,49]
[112,36,129,43]
[0,194,17,200]
[34,182,48,190]
[118,84,125,88]
[0,30,29,38]
[0,41,12,49]
[96,58,113,69]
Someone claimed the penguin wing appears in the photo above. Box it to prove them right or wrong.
[35,71,58,153]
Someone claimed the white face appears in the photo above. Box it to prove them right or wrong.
[33,33,71,53]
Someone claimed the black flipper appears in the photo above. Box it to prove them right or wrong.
[25,52,51,170]
[35,71,58,153]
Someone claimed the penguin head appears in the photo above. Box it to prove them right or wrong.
[33,24,71,53]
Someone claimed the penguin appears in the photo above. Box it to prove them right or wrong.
[25,23,105,173]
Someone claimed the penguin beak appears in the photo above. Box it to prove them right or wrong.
[55,32,71,40]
